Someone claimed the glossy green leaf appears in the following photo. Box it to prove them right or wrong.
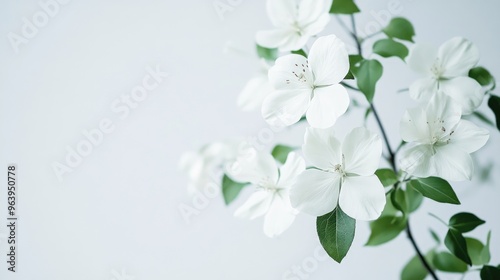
[256,44,278,61]
[469,66,495,88]
[445,229,472,265]
[481,265,500,280]
[466,237,489,266]
[390,188,406,215]
[432,251,467,273]
[354,59,383,103]
[366,216,406,246]
[449,212,485,233]
[375,168,398,187]
[488,95,500,130]
[329,0,360,14]
[373,38,409,60]
[222,175,248,205]
[271,144,295,164]
[383,17,415,42]
[317,207,355,263]
[409,177,460,205]
[345,54,363,80]
[405,183,424,213]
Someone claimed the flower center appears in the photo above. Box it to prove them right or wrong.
[257,176,277,191]
[428,118,455,148]
[286,60,311,86]
[430,59,445,78]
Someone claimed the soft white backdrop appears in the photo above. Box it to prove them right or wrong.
[0,0,499,279]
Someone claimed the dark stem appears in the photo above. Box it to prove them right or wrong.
[344,14,439,280]
[406,222,439,280]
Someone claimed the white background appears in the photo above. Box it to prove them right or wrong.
[1,0,499,279]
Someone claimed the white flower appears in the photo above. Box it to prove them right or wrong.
[400,93,489,181]
[290,127,385,220]
[407,37,483,114]
[256,0,332,52]
[237,59,274,111]
[179,142,240,194]
[262,35,350,129]
[227,150,305,237]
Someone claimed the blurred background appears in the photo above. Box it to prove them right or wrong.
[0,0,499,279]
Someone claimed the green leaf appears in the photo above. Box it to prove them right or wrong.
[480,231,492,265]
[445,229,472,265]
[405,182,424,213]
[291,49,307,57]
[354,59,383,103]
[401,252,435,280]
[481,265,500,280]
[375,168,398,187]
[271,144,295,164]
[345,54,363,80]
[432,251,467,273]
[488,95,500,130]
[317,207,356,263]
[329,0,360,14]
[430,229,440,244]
[472,111,495,127]
[409,177,460,205]
[256,44,278,61]
[390,188,406,215]
[466,237,489,266]
[469,66,495,88]
[383,17,415,42]
[380,193,398,217]
[366,216,406,246]
[373,38,409,60]
[449,212,485,233]
[222,175,248,205]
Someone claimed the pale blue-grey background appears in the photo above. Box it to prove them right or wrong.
[0,0,499,279]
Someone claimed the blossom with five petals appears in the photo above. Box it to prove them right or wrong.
[262,35,350,129]
[227,150,305,237]
[407,37,483,114]
[256,0,332,51]
[400,93,489,181]
[290,127,385,220]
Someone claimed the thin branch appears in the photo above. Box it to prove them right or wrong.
[406,222,439,280]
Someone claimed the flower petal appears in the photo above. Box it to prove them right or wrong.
[409,78,438,102]
[438,37,479,78]
[400,107,431,143]
[439,77,483,115]
[277,152,306,189]
[278,32,311,52]
[289,169,341,216]
[268,54,313,90]
[406,43,438,75]
[433,145,474,181]
[449,120,489,153]
[234,190,273,220]
[301,13,330,37]
[256,29,292,49]
[339,175,386,221]
[227,149,278,185]
[261,89,310,127]
[342,127,382,176]
[237,75,273,111]
[297,0,331,26]
[266,0,296,28]
[306,84,349,128]
[263,193,297,237]
[302,127,342,170]
[425,93,462,136]
[308,35,349,86]
[399,144,435,178]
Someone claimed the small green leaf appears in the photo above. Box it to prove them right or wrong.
[291,49,307,57]
[329,0,360,14]
[380,194,398,217]
[401,252,435,280]
[430,229,440,244]
[449,212,485,233]
[409,177,460,205]
[345,54,363,80]
[480,231,492,265]
[317,207,356,263]
[222,175,248,205]
[354,59,383,103]
[481,265,500,280]
[373,38,409,60]
[383,17,415,42]
[271,144,295,164]
[375,168,398,187]
[488,95,500,130]
[256,44,278,61]
[445,229,472,265]
[466,237,489,266]
[390,188,406,215]
[469,66,495,88]
[432,251,468,273]
[405,182,424,213]
[366,216,406,246]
